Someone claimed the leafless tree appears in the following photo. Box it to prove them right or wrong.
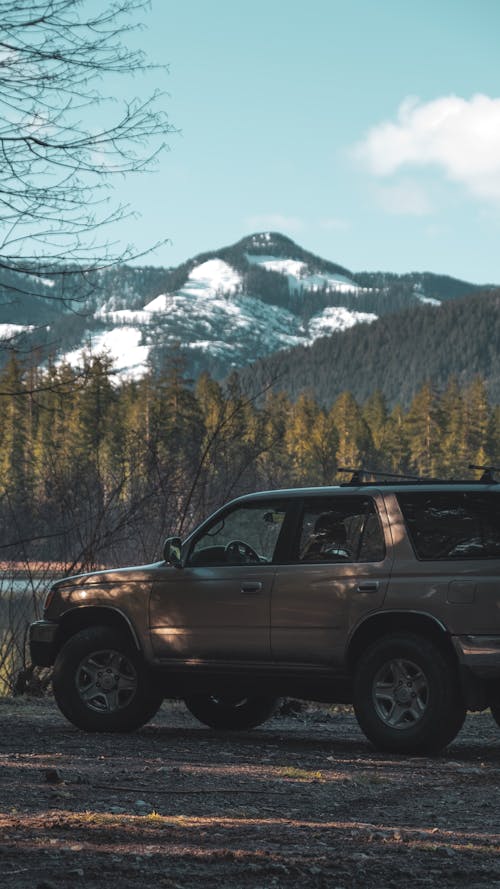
[0,0,174,286]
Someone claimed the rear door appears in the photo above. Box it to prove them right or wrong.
[270,493,393,666]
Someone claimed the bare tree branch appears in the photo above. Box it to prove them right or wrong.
[0,0,174,283]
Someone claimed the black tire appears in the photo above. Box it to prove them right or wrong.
[52,626,163,732]
[353,633,466,754]
[184,693,279,730]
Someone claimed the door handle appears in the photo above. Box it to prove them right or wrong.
[356,581,379,593]
[240,582,263,594]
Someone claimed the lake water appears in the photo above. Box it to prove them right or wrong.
[0,576,54,635]
[0,577,54,691]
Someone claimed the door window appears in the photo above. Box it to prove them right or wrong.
[187,503,287,567]
[294,496,385,563]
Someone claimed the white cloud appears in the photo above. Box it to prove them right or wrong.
[355,94,500,202]
[245,213,304,232]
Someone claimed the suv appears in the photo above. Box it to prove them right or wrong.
[29,472,500,754]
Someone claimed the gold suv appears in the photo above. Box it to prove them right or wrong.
[30,472,500,754]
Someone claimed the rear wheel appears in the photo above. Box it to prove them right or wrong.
[184,693,279,730]
[353,633,466,754]
[52,626,163,732]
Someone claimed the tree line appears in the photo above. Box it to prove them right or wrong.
[0,350,497,572]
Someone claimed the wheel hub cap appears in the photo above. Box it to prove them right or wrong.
[99,671,117,691]
[373,657,429,730]
[394,685,412,704]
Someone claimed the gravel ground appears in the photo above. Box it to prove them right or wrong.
[1,697,500,888]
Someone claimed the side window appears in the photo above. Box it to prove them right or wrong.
[187,503,287,567]
[294,497,385,564]
[397,492,500,560]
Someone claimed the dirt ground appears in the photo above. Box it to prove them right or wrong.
[1,698,500,888]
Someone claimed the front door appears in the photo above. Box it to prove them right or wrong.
[149,501,288,662]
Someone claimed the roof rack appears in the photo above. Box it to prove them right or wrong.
[338,467,420,486]
[338,466,500,486]
[468,464,500,484]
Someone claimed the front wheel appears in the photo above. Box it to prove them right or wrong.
[52,626,163,732]
[353,633,466,754]
[184,693,279,730]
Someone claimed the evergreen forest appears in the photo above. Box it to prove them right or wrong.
[1,349,498,573]
[239,288,500,407]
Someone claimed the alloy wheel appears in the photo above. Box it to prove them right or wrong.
[372,657,429,729]
[76,648,138,713]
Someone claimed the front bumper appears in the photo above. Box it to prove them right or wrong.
[453,635,500,677]
[29,620,59,667]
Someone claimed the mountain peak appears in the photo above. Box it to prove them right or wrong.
[236,231,301,256]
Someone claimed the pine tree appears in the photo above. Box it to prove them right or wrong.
[285,393,323,484]
[0,356,31,500]
[405,382,443,476]
[441,377,467,474]
[463,376,493,468]
[148,346,203,506]
[258,391,291,489]
[329,391,373,475]
[75,353,117,472]
[363,390,389,453]
[383,404,411,474]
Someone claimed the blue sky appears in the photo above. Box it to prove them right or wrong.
[110,0,500,284]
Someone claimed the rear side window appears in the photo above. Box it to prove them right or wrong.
[294,496,386,564]
[397,492,500,560]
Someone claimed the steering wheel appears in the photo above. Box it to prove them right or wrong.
[322,545,352,562]
[224,540,260,564]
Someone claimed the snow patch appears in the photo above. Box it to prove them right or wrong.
[413,283,441,306]
[182,259,241,298]
[63,327,149,379]
[96,260,242,325]
[245,253,361,293]
[25,274,55,288]
[143,293,171,313]
[249,257,308,277]
[185,339,238,355]
[251,232,273,246]
[308,306,377,338]
[0,323,34,338]
[416,294,441,306]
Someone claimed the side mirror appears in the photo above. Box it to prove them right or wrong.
[163,536,183,568]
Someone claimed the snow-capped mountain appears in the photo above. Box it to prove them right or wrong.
[0,232,485,379]
[84,248,376,378]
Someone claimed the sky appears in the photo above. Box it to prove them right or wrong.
[105,0,500,284]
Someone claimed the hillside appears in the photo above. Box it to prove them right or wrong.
[238,288,500,408]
